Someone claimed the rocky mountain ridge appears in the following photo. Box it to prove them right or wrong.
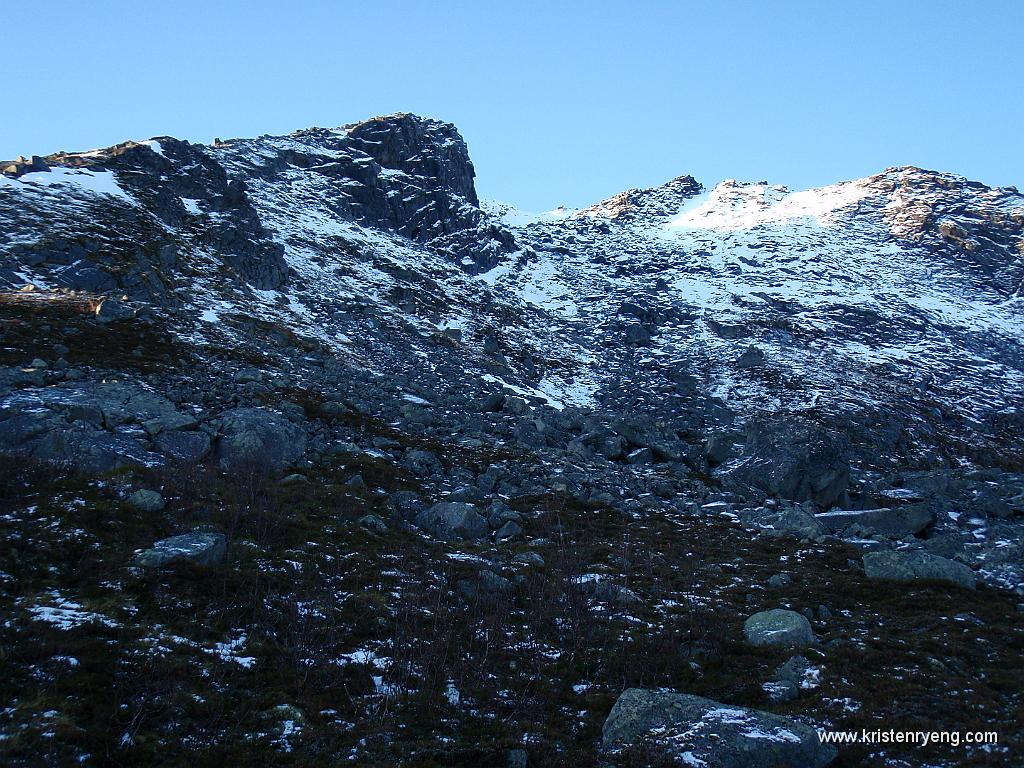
[1,113,1022,767]
[3,111,1023,579]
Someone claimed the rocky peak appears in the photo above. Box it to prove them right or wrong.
[579,174,703,221]
[0,135,288,295]
[861,166,1024,297]
[345,113,480,207]
[212,113,515,272]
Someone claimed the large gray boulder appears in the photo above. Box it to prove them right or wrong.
[215,407,306,471]
[35,381,186,428]
[155,429,211,463]
[772,506,825,538]
[863,551,976,590]
[133,532,227,568]
[413,502,488,541]
[128,489,165,513]
[0,379,217,475]
[744,609,815,647]
[815,506,933,537]
[720,418,849,508]
[0,381,194,473]
[0,411,161,474]
[602,688,836,767]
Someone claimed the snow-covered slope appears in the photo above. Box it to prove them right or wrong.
[485,168,1024,468]
[1,115,1022,474]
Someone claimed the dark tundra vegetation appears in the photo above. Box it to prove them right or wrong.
[0,114,1022,766]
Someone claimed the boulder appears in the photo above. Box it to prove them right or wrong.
[503,396,531,416]
[863,551,976,590]
[744,609,815,647]
[719,418,849,508]
[773,507,824,538]
[705,431,738,465]
[475,392,506,412]
[736,345,765,368]
[512,551,545,568]
[495,520,523,541]
[155,430,211,463]
[0,412,161,474]
[143,411,197,435]
[593,581,643,607]
[624,324,651,346]
[60,264,117,292]
[413,502,488,541]
[0,382,195,473]
[457,569,515,602]
[762,680,799,703]
[7,381,186,431]
[215,407,307,471]
[775,655,817,690]
[814,506,933,538]
[133,532,227,568]
[922,533,965,559]
[602,688,836,767]
[358,514,389,533]
[127,489,165,513]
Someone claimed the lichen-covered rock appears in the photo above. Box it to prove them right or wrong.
[863,550,976,590]
[127,489,165,513]
[413,502,488,541]
[602,688,836,767]
[215,407,307,472]
[133,531,226,568]
[744,609,815,647]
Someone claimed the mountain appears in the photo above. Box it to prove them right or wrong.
[1,114,1022,767]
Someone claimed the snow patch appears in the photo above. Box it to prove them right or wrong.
[5,167,137,204]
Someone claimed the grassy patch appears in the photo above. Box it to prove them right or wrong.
[0,459,1020,766]
[0,291,189,372]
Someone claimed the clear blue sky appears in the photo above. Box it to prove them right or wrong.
[4,1,1021,209]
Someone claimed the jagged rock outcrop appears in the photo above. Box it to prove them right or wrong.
[580,174,703,221]
[0,380,199,473]
[718,419,850,509]
[212,113,517,273]
[0,138,288,297]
